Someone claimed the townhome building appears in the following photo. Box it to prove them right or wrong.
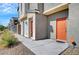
[18,3,47,40]
[8,17,18,33]
[17,3,79,44]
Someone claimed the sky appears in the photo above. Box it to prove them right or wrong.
[0,3,18,26]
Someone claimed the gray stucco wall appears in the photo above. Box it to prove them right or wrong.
[68,3,79,44]
[48,10,68,39]
[44,3,61,11]
[35,13,48,40]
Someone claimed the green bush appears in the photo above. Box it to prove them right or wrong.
[0,30,17,47]
[0,38,17,47]
[0,25,6,31]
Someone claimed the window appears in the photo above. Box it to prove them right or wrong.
[20,3,22,15]
[28,3,30,10]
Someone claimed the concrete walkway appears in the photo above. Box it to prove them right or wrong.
[15,34,69,55]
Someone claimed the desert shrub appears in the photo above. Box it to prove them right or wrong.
[0,25,6,31]
[0,30,17,47]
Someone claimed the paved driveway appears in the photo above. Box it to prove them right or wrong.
[15,34,69,55]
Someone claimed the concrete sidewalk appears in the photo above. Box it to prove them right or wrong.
[15,34,69,55]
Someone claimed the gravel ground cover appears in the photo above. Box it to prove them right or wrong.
[61,45,79,55]
[0,42,35,55]
[0,31,34,55]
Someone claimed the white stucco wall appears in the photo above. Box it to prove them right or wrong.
[20,21,24,36]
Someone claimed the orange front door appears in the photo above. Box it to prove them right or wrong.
[29,18,33,37]
[30,20,33,37]
[56,17,67,42]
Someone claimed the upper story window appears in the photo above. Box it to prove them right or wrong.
[29,3,38,10]
[20,3,22,14]
[38,3,44,12]
[28,3,30,10]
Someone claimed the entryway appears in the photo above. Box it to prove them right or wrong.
[29,17,33,37]
[18,24,21,34]
[15,33,69,55]
[56,17,67,42]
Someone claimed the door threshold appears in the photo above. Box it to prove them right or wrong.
[56,39,66,43]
